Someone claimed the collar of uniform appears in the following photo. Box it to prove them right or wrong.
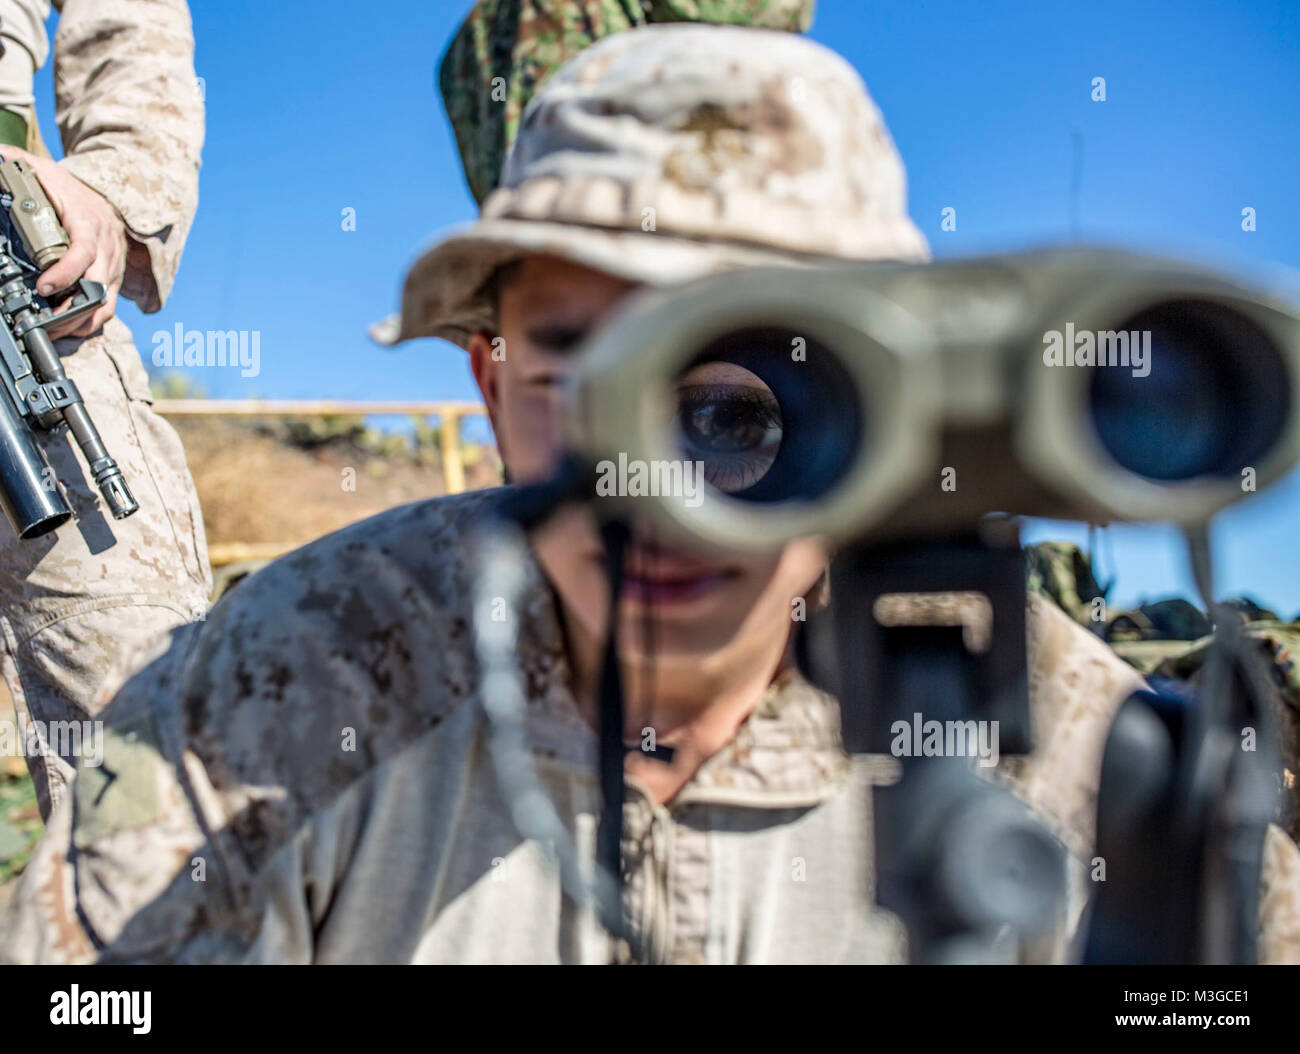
[671,667,851,809]
[509,557,850,808]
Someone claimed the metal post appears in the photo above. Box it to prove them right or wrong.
[441,410,465,494]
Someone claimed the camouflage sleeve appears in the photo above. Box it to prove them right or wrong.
[0,516,434,963]
[49,0,204,312]
[0,1,51,110]
[0,625,256,963]
[441,0,815,205]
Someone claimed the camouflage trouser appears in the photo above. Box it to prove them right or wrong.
[0,316,211,820]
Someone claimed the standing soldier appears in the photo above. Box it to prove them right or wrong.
[0,0,210,820]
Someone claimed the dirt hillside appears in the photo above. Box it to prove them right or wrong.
[178,416,502,549]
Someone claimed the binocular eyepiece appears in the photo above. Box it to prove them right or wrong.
[567,247,1300,551]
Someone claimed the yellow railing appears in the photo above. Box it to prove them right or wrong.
[154,399,489,567]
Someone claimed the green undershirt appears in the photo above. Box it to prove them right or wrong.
[0,108,28,150]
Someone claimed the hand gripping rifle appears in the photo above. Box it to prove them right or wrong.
[0,157,138,539]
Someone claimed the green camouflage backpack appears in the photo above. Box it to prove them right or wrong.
[440,0,817,204]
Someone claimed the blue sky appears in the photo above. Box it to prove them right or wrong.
[34,0,1300,614]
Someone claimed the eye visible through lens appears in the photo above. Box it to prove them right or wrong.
[675,362,783,493]
[662,326,863,506]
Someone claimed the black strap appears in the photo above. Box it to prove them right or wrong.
[596,518,630,937]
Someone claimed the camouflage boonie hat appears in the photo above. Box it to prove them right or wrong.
[441,0,818,205]
[376,23,929,348]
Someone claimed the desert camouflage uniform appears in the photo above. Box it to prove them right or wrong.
[1,489,1298,963]
[0,0,211,820]
[441,0,816,203]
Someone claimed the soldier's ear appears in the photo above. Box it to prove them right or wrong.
[468,330,499,410]
[468,329,507,462]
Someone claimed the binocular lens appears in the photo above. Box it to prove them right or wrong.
[1089,300,1290,482]
[673,327,863,503]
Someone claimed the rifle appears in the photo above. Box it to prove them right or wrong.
[0,157,137,540]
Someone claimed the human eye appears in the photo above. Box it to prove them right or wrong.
[675,383,783,493]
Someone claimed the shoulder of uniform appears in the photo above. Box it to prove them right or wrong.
[1027,590,1145,694]
[167,490,513,846]
[1002,593,1148,857]
[19,492,521,959]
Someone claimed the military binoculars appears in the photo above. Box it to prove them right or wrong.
[566,247,1300,551]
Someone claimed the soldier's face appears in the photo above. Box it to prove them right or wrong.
[468,254,827,667]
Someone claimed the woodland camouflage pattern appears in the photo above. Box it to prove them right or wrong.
[4,489,1300,963]
[441,0,816,203]
[0,0,210,820]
